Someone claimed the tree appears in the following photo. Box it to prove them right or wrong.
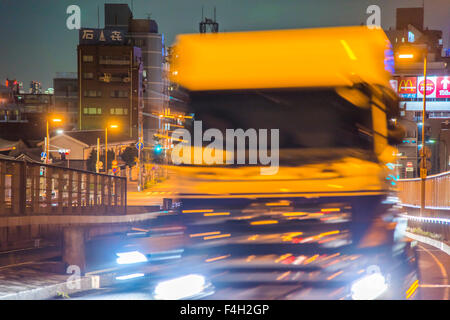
[87,149,115,172]
[120,146,138,167]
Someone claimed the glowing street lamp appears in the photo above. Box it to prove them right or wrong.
[105,124,119,174]
[398,54,414,59]
[46,117,63,164]
[397,47,428,216]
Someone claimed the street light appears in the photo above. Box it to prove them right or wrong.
[397,47,427,216]
[46,117,63,164]
[104,124,119,174]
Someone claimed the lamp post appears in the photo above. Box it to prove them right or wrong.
[96,137,100,173]
[397,47,427,216]
[46,117,62,164]
[105,124,119,174]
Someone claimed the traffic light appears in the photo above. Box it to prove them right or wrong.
[154,144,163,154]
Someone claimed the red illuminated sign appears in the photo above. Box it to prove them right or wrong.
[436,76,450,98]
[397,77,417,94]
[418,78,435,96]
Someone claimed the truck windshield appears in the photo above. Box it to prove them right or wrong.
[186,88,374,151]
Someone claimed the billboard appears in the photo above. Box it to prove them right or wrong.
[397,77,417,98]
[417,76,436,98]
[436,76,450,98]
[79,28,126,45]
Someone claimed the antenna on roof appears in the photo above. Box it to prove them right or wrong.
[199,6,219,33]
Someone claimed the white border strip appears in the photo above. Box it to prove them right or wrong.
[399,214,450,225]
[0,211,164,228]
[405,231,450,256]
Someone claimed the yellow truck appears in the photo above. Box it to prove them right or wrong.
[148,26,419,300]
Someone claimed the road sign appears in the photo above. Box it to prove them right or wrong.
[136,141,144,150]
[406,167,414,172]
[420,146,432,159]
[112,159,118,166]
[97,161,103,169]
[112,167,118,174]
[41,152,47,158]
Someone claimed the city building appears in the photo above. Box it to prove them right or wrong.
[77,3,166,143]
[53,72,79,130]
[77,29,143,139]
[37,130,135,170]
[386,7,450,177]
[0,80,54,141]
[104,3,166,143]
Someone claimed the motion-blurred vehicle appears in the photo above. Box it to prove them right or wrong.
[134,26,419,300]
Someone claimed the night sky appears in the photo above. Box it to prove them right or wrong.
[0,0,449,89]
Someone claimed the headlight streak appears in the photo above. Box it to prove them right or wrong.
[326,270,344,280]
[154,274,207,300]
[115,251,148,265]
[265,200,291,206]
[205,254,231,263]
[251,220,279,225]
[190,231,221,238]
[182,209,214,213]
[115,273,145,281]
[203,233,231,240]
[351,272,388,300]
[204,212,230,216]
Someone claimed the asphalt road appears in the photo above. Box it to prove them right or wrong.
[416,243,450,300]
[67,241,449,300]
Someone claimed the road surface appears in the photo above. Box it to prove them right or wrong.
[66,241,449,300]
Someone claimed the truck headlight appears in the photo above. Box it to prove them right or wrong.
[116,251,148,265]
[154,274,207,300]
[351,272,388,300]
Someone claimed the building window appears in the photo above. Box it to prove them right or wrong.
[99,55,130,65]
[83,72,94,79]
[83,55,94,62]
[83,107,102,115]
[134,39,143,47]
[110,108,128,115]
[84,90,102,97]
[110,90,129,98]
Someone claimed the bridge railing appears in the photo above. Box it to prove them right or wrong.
[397,170,450,242]
[397,171,450,210]
[0,158,127,216]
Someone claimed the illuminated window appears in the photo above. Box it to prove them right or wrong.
[83,107,102,115]
[83,55,94,62]
[84,90,102,97]
[110,90,129,98]
[83,72,93,79]
[110,108,128,115]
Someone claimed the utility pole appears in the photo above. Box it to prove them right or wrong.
[105,127,108,174]
[420,52,427,217]
[96,137,100,173]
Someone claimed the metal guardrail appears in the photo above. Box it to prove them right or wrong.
[0,159,127,216]
[397,170,450,210]
[397,170,450,242]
